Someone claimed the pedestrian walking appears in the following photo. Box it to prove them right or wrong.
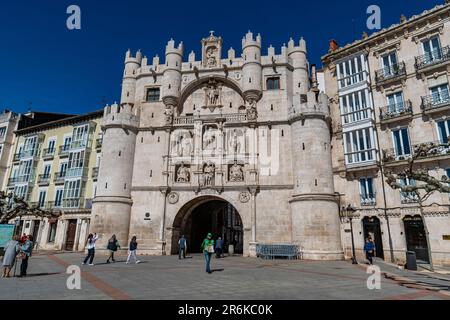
[106,234,120,263]
[1,235,20,278]
[18,235,33,278]
[82,233,99,266]
[126,236,140,264]
[215,237,223,258]
[364,238,376,265]
[178,235,187,260]
[201,233,215,274]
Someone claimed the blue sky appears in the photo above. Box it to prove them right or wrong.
[0,0,444,114]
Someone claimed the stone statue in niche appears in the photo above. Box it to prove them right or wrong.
[202,126,217,151]
[164,107,174,124]
[203,79,222,111]
[206,47,217,68]
[175,131,193,157]
[246,99,258,121]
[200,161,215,187]
[176,163,190,183]
[229,161,244,182]
[229,129,242,155]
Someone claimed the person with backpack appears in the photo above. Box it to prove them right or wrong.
[106,234,120,263]
[126,236,140,264]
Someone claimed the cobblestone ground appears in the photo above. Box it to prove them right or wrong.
[1,253,449,300]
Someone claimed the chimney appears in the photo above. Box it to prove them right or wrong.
[329,40,339,53]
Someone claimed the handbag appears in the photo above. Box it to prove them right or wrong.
[206,244,215,254]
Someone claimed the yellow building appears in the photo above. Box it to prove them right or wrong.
[3,110,103,252]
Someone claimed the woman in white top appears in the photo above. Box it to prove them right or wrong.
[82,233,98,266]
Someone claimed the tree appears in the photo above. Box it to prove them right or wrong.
[0,191,60,225]
[384,141,450,271]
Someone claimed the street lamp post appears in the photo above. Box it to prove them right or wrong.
[343,204,358,264]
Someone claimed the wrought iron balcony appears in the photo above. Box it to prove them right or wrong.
[53,172,66,184]
[421,93,450,113]
[375,62,406,85]
[42,148,56,159]
[65,167,89,179]
[379,100,413,123]
[415,46,450,71]
[58,145,71,157]
[382,148,412,163]
[19,148,40,159]
[62,198,86,209]
[13,153,21,162]
[38,174,51,185]
[360,196,376,206]
[401,192,419,204]
[383,140,450,164]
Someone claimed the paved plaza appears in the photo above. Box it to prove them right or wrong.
[1,253,450,300]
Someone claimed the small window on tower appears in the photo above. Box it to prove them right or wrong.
[267,77,280,90]
[146,88,160,102]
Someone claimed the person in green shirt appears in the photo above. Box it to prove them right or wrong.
[201,233,215,274]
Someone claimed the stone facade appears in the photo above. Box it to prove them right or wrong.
[91,31,344,260]
[322,3,450,266]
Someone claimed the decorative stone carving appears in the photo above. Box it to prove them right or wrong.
[200,161,215,187]
[228,129,243,155]
[229,161,244,182]
[174,131,193,157]
[168,192,179,204]
[246,99,258,121]
[239,192,251,203]
[176,163,190,183]
[202,125,217,152]
[202,31,222,69]
[203,78,223,112]
[164,107,174,125]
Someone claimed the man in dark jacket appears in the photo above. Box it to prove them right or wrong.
[19,235,33,277]
[178,235,187,259]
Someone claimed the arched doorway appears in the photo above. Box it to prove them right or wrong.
[362,216,384,259]
[172,196,244,255]
[403,215,430,263]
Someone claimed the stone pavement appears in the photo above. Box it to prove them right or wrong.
[1,253,449,300]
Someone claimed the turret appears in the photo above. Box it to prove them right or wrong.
[91,102,139,250]
[241,31,262,102]
[121,50,142,105]
[288,37,309,95]
[162,39,183,108]
[289,91,344,260]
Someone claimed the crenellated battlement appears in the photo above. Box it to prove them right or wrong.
[102,103,139,131]
[165,39,184,56]
[290,91,330,120]
[287,37,307,55]
[242,31,261,49]
[125,49,143,65]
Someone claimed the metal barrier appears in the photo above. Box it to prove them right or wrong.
[256,244,300,260]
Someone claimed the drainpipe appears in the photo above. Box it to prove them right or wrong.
[367,55,395,263]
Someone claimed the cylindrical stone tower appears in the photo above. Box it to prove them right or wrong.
[162,39,183,109]
[288,37,309,95]
[289,91,344,260]
[241,31,262,102]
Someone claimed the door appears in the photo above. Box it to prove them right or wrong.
[404,216,430,263]
[382,52,398,76]
[387,92,404,114]
[363,217,384,260]
[65,220,77,251]
[32,220,41,239]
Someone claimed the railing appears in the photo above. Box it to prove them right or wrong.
[20,148,40,159]
[13,153,21,162]
[42,148,56,158]
[256,244,300,260]
[360,196,376,206]
[401,192,419,204]
[70,139,90,150]
[92,167,99,179]
[421,93,450,112]
[173,113,248,125]
[383,141,450,163]
[341,107,372,125]
[65,167,89,178]
[375,62,406,84]
[344,149,377,166]
[8,174,35,184]
[58,145,71,156]
[415,46,450,70]
[53,172,66,183]
[62,198,86,209]
[338,71,368,90]
[379,100,413,121]
[38,174,51,184]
